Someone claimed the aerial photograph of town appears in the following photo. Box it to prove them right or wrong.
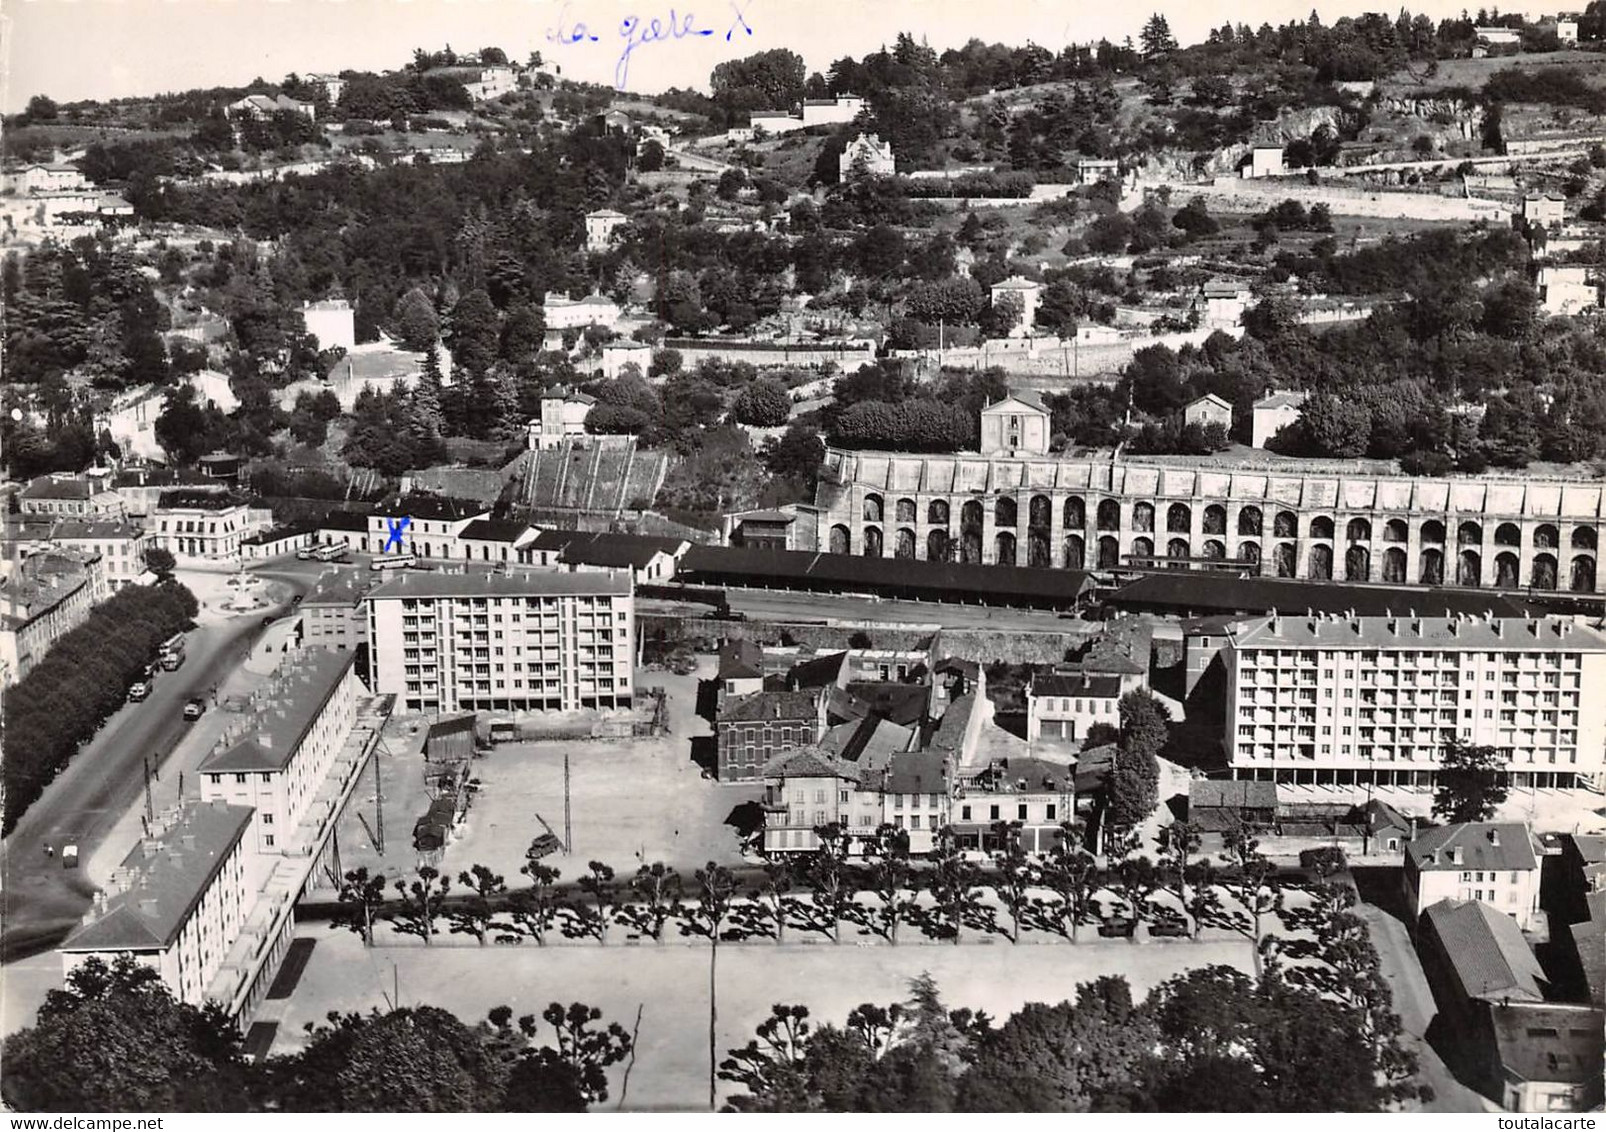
[0,0,1603,1115]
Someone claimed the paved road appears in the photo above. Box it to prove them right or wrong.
[0,567,315,961]
[1357,903,1494,1113]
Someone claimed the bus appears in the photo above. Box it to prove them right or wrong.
[369,553,417,573]
[158,632,186,671]
[309,541,350,563]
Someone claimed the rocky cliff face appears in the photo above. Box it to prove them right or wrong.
[1380,96,1486,140]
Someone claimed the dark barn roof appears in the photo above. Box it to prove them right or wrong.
[1106,573,1528,619]
[678,546,1092,609]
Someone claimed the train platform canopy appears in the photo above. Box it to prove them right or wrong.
[1105,573,1528,619]
[677,546,1092,608]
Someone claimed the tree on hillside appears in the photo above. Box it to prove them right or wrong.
[1141,14,1179,57]
[710,49,806,119]
[1432,738,1509,823]
[732,378,792,427]
[393,287,440,352]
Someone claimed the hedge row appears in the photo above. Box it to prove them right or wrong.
[2,581,197,833]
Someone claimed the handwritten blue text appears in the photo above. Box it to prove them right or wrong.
[546,1,756,90]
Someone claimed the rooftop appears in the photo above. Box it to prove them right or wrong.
[156,490,245,511]
[678,546,1091,608]
[761,744,858,782]
[963,756,1074,794]
[1253,390,1309,411]
[47,519,145,541]
[532,530,687,570]
[21,475,98,501]
[301,565,381,608]
[318,510,372,533]
[1422,898,1545,1003]
[717,638,764,681]
[719,688,820,724]
[1110,574,1530,620]
[1191,779,1279,810]
[367,568,632,601]
[458,518,535,544]
[371,494,489,523]
[1409,822,1538,873]
[1489,1003,1605,1086]
[1230,614,1604,653]
[59,801,254,953]
[1031,671,1123,699]
[196,650,357,774]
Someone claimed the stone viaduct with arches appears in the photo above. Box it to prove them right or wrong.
[813,449,1605,597]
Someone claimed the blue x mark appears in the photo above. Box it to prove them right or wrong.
[383,517,411,553]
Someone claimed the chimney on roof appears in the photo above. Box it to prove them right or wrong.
[138,899,159,917]
[1488,828,1500,847]
[258,731,272,748]
[1494,621,1504,638]
[1451,846,1464,865]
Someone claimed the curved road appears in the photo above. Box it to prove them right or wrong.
[0,565,318,961]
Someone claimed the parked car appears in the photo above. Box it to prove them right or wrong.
[182,698,205,721]
[127,682,150,703]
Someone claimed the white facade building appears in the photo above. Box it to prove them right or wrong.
[47,519,149,591]
[198,650,361,854]
[601,341,653,379]
[58,801,255,1007]
[839,133,895,180]
[528,389,596,449]
[542,291,621,331]
[364,496,489,558]
[1244,146,1285,178]
[979,391,1051,456]
[1537,265,1601,316]
[584,209,627,251]
[1184,393,1233,432]
[1251,390,1309,448]
[990,276,1042,336]
[1404,822,1542,930]
[152,494,270,561]
[364,567,636,714]
[1223,613,1606,791]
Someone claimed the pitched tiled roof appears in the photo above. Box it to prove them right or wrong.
[886,748,948,795]
[197,651,356,774]
[459,518,533,543]
[1190,779,1278,810]
[1422,899,1545,1003]
[372,494,488,522]
[785,650,848,690]
[717,638,764,681]
[60,802,254,953]
[761,745,858,781]
[1110,574,1529,620]
[1408,823,1537,873]
[1254,390,1308,410]
[1489,1002,1605,1086]
[1032,671,1123,699]
[719,689,820,724]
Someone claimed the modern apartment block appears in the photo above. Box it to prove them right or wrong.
[365,567,635,713]
[1223,613,1606,790]
[58,800,255,1006]
[198,649,362,853]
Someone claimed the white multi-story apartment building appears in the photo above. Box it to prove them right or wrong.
[198,649,361,853]
[365,567,635,714]
[1223,613,1606,791]
[58,800,255,1006]
[1404,821,1541,930]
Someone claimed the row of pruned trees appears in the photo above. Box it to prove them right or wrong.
[333,817,1291,952]
[2,580,197,832]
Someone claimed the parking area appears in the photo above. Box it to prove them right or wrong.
[330,656,761,884]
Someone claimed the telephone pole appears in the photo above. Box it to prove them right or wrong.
[563,752,573,857]
[372,733,385,854]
